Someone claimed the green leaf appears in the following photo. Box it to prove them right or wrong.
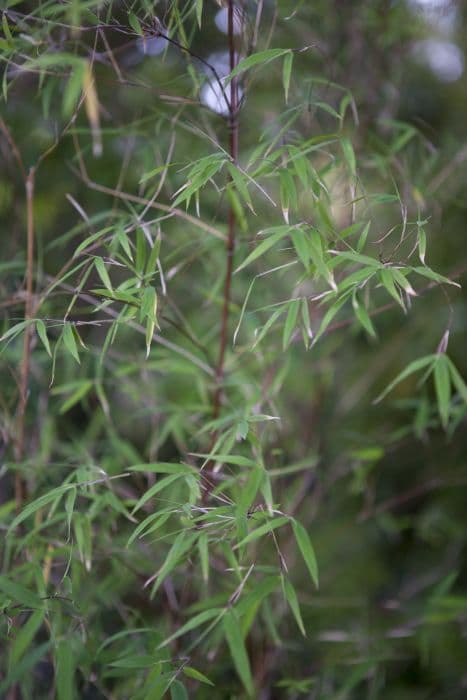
[141,286,158,357]
[237,466,264,516]
[2,13,14,45]
[252,307,285,349]
[223,609,254,697]
[57,380,93,414]
[282,52,293,103]
[73,226,113,257]
[380,268,404,308]
[9,610,45,667]
[129,462,196,475]
[110,654,157,669]
[128,11,143,35]
[356,221,371,252]
[150,532,198,597]
[434,355,451,429]
[56,638,75,700]
[374,354,437,403]
[412,266,460,287]
[283,299,300,349]
[145,235,161,278]
[36,320,52,357]
[235,229,289,272]
[341,137,356,177]
[291,229,309,269]
[171,681,189,700]
[8,484,76,532]
[0,320,31,344]
[0,640,52,695]
[62,63,85,117]
[127,511,171,547]
[158,608,223,648]
[226,48,291,83]
[227,163,254,212]
[352,292,376,338]
[0,575,43,609]
[279,168,297,223]
[94,257,113,292]
[312,295,348,346]
[281,576,306,636]
[131,474,185,514]
[291,519,319,588]
[418,228,427,264]
[234,516,290,549]
[190,453,257,468]
[182,666,214,686]
[195,0,203,28]
[139,165,169,184]
[62,323,80,363]
[446,357,467,404]
[198,532,209,582]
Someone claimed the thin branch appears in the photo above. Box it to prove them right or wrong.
[76,165,226,241]
[204,0,241,502]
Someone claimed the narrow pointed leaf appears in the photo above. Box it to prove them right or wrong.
[292,519,319,588]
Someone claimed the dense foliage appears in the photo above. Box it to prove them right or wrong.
[1,1,467,698]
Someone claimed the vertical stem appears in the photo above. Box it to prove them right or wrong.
[15,166,35,511]
[212,0,239,421]
[203,1,240,500]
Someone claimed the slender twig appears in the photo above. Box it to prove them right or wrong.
[75,164,226,241]
[212,1,240,418]
[203,1,241,501]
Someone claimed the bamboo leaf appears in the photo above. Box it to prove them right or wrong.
[282,52,293,103]
[0,641,52,695]
[195,0,203,27]
[418,228,427,264]
[341,137,356,177]
[62,323,80,364]
[128,11,143,35]
[131,474,184,514]
[36,320,52,357]
[94,257,113,293]
[374,354,437,403]
[281,576,306,636]
[234,516,290,549]
[56,638,75,700]
[182,666,214,686]
[446,357,467,404]
[171,681,189,700]
[198,532,209,583]
[283,299,300,349]
[223,609,254,697]
[150,532,198,597]
[291,519,319,588]
[158,608,223,648]
[226,48,291,83]
[235,229,288,272]
[434,355,451,428]
[0,575,42,610]
[9,610,45,668]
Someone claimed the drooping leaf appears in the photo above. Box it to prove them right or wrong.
[291,519,319,588]
[222,609,254,697]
